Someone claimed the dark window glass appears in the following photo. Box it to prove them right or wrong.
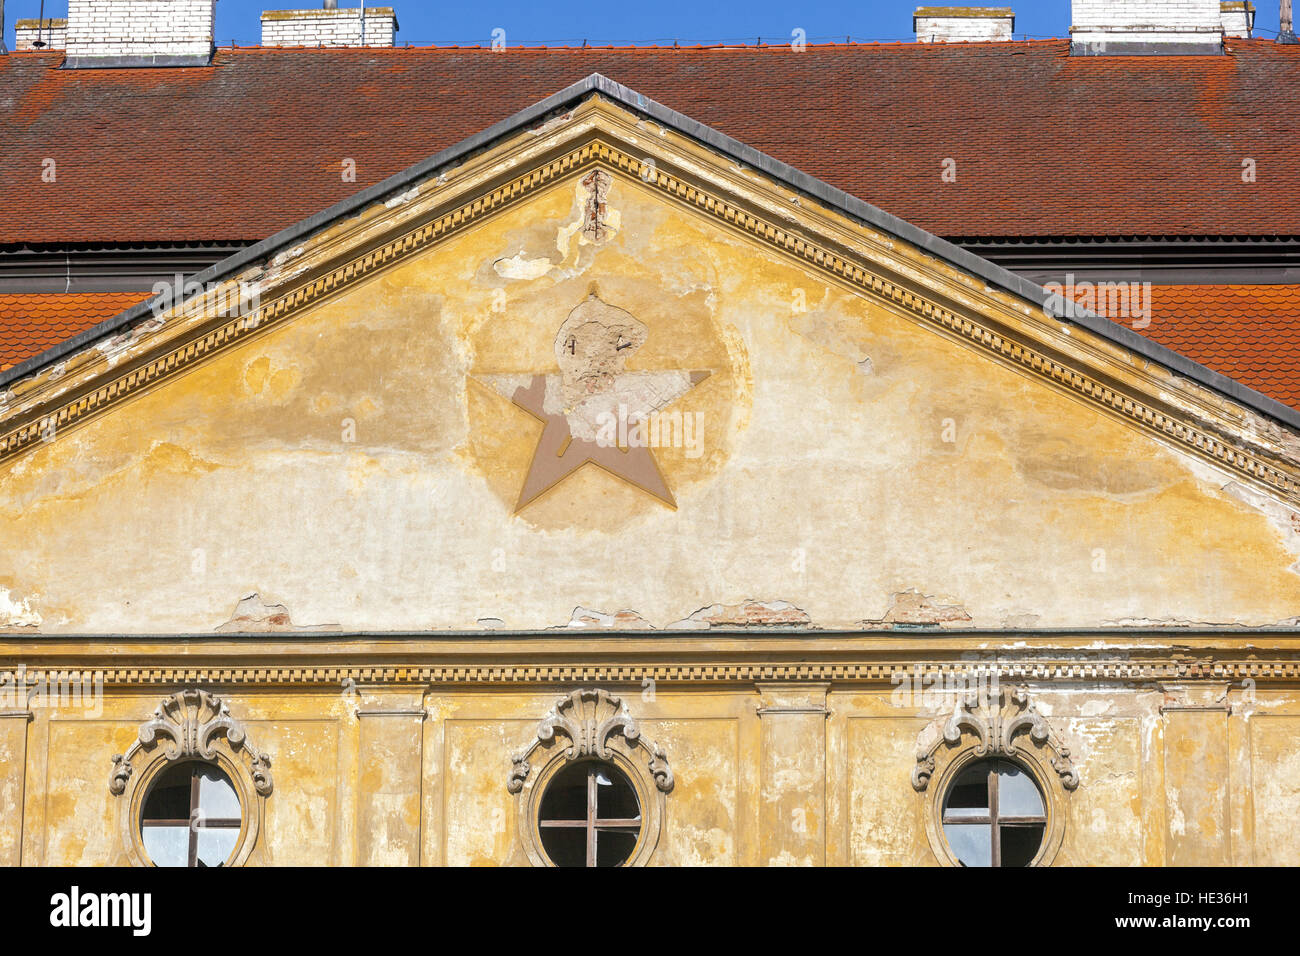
[596,766,640,819]
[940,759,1047,867]
[537,762,642,867]
[1000,823,1047,868]
[595,829,640,868]
[539,766,588,821]
[540,824,589,868]
[944,764,989,818]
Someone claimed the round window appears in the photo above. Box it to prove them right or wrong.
[140,762,243,867]
[537,761,642,867]
[942,758,1046,867]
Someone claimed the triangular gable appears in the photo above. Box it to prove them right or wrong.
[2,74,1297,510]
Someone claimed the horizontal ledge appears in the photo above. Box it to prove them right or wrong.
[7,626,1300,641]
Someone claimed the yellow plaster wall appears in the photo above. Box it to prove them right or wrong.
[2,175,1298,633]
[5,682,1296,866]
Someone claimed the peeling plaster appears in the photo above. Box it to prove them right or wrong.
[384,186,420,209]
[861,589,972,628]
[493,253,554,280]
[557,607,655,629]
[669,600,811,629]
[0,588,41,629]
[215,592,339,633]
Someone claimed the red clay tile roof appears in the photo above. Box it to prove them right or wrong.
[0,293,149,372]
[1061,283,1300,409]
[1129,284,1300,410]
[1,39,1298,244]
[4,285,1298,411]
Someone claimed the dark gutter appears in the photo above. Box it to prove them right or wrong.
[7,626,1300,642]
[3,72,1298,432]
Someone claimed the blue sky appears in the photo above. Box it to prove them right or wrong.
[3,0,1287,48]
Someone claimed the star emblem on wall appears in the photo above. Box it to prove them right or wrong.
[478,289,709,511]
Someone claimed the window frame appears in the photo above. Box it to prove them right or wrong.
[111,691,272,869]
[516,744,666,868]
[537,760,644,868]
[139,761,244,868]
[921,745,1068,868]
[940,758,1048,867]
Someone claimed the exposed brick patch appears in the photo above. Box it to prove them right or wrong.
[672,600,812,629]
[861,589,972,628]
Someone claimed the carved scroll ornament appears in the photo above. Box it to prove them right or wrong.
[109,689,273,796]
[911,684,1078,793]
[507,688,673,794]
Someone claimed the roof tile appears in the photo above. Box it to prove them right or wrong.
[2,39,1298,243]
[0,293,150,371]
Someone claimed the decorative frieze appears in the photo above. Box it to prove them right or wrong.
[4,650,1297,690]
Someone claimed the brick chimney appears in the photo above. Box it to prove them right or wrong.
[15,18,68,50]
[1220,1,1255,37]
[261,6,399,47]
[1071,0,1224,54]
[65,0,217,68]
[913,6,1015,42]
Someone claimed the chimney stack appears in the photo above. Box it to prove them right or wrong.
[1283,0,1298,42]
[15,18,69,50]
[261,6,399,48]
[913,7,1015,42]
[1071,0,1224,54]
[65,0,217,68]
[1219,1,1255,38]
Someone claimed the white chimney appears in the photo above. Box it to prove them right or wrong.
[914,6,1015,42]
[65,0,217,68]
[261,6,399,47]
[1220,1,1255,37]
[15,18,68,50]
[1071,0,1224,54]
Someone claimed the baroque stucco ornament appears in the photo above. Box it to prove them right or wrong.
[110,689,273,867]
[509,688,672,867]
[913,683,1077,866]
[911,684,1079,793]
[508,687,673,794]
[110,689,273,796]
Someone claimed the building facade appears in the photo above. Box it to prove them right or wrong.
[1,1,1299,867]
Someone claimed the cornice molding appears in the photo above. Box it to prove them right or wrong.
[4,655,1298,688]
[2,99,1297,507]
